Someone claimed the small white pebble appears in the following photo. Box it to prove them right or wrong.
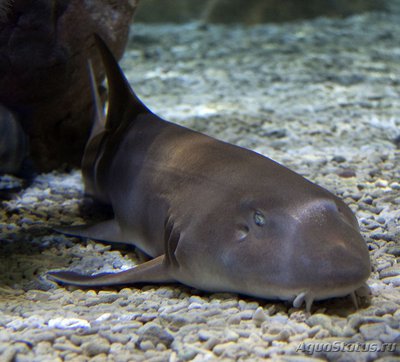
[375,179,388,188]
[48,317,91,330]
[253,307,268,323]
[390,182,400,190]
[95,313,112,322]
[188,302,203,310]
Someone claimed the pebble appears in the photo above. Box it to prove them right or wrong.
[197,330,215,341]
[81,338,110,357]
[188,296,205,304]
[337,168,357,178]
[348,315,392,330]
[376,260,393,272]
[237,310,255,320]
[136,323,174,348]
[213,341,239,356]
[48,318,91,330]
[227,314,242,325]
[95,313,112,322]
[99,331,130,345]
[137,312,159,322]
[160,311,207,330]
[238,300,259,311]
[332,155,346,163]
[188,302,203,310]
[53,340,81,353]
[375,179,389,188]
[6,318,28,331]
[382,276,400,287]
[224,330,239,342]
[252,307,268,325]
[307,314,333,332]
[390,182,400,190]
[139,340,155,351]
[263,321,286,335]
[204,337,221,350]
[359,323,387,340]
[380,265,400,278]
[386,246,400,256]
[158,303,188,314]
[111,321,143,332]
[172,342,198,361]
[1,15,400,362]
[280,356,326,362]
[26,331,57,344]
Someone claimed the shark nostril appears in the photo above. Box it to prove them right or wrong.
[235,224,249,242]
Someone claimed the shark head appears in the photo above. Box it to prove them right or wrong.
[169,165,371,311]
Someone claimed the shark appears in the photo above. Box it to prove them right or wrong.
[48,35,371,312]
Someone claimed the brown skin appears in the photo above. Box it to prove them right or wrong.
[49,36,371,311]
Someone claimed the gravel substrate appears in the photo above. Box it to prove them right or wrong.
[1,8,400,362]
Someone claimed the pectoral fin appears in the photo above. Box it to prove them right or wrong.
[48,255,174,287]
[54,219,124,243]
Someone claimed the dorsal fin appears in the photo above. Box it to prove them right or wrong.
[87,59,106,139]
[94,34,151,132]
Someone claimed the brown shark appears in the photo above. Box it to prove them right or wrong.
[48,35,371,311]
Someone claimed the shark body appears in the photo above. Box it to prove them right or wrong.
[48,35,371,311]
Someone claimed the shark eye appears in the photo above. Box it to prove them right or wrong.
[254,211,266,226]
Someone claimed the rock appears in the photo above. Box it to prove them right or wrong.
[204,337,221,350]
[99,331,130,345]
[81,338,110,357]
[359,323,386,340]
[138,339,154,351]
[53,339,81,353]
[307,314,333,331]
[381,276,400,287]
[0,8,400,362]
[1,343,33,362]
[188,302,203,310]
[137,323,174,348]
[224,329,239,342]
[379,265,400,278]
[48,317,91,330]
[0,0,139,172]
[386,246,400,256]
[337,168,357,178]
[252,307,268,325]
[0,105,29,175]
[197,330,215,341]
[332,155,346,163]
[213,341,240,356]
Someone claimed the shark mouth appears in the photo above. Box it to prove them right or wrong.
[291,282,370,312]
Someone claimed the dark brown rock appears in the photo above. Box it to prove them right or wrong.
[0,105,28,175]
[0,0,138,172]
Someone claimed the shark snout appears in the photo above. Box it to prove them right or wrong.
[290,217,371,298]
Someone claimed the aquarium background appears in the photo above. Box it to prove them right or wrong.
[135,0,386,23]
[0,0,399,361]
